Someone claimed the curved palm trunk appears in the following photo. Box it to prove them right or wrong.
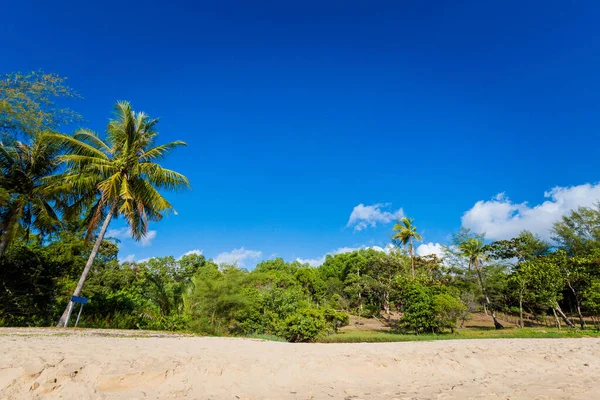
[0,228,12,258]
[410,236,415,279]
[0,207,19,258]
[56,208,114,327]
[474,261,504,330]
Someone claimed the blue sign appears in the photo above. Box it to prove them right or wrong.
[71,296,88,304]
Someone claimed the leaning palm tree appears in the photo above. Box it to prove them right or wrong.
[457,236,504,329]
[392,217,422,278]
[52,101,189,327]
[0,134,63,257]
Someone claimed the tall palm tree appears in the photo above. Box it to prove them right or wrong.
[0,134,63,257]
[458,237,504,329]
[392,217,422,278]
[52,101,189,327]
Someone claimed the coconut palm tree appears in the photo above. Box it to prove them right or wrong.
[392,217,422,278]
[458,236,504,329]
[0,134,63,257]
[52,101,189,327]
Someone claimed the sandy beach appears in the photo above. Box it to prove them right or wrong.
[0,329,599,400]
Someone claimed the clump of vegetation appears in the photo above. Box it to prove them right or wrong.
[396,282,466,334]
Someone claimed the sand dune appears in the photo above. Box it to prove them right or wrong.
[1,328,599,399]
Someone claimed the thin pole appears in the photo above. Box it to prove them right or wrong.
[64,301,75,327]
[74,304,84,328]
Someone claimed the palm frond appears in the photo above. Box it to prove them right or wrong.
[140,141,186,161]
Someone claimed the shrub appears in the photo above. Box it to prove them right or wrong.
[399,282,466,334]
[323,308,349,332]
[328,293,348,310]
[433,293,467,333]
[399,284,436,333]
[281,308,326,342]
[143,314,191,331]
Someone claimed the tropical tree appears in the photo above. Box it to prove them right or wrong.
[392,217,422,278]
[552,205,600,257]
[0,71,81,141]
[0,134,63,256]
[518,252,575,329]
[486,231,550,327]
[52,101,189,326]
[456,233,504,329]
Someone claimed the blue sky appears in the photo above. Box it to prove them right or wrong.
[2,1,600,267]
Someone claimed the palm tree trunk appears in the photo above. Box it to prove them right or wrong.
[0,229,11,258]
[56,208,114,327]
[474,264,504,329]
[410,237,415,279]
[0,207,18,258]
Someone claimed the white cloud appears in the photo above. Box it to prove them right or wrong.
[297,244,397,267]
[179,249,203,259]
[296,257,327,267]
[107,227,129,239]
[461,183,600,241]
[139,230,157,247]
[297,247,360,267]
[106,227,156,247]
[416,242,445,258]
[346,203,404,231]
[370,244,397,254]
[120,254,136,263]
[214,247,262,268]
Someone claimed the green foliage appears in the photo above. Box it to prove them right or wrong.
[0,244,62,326]
[392,217,422,277]
[323,308,350,332]
[517,252,566,308]
[398,281,467,334]
[318,327,600,343]
[50,101,190,239]
[184,266,253,334]
[392,217,422,248]
[48,101,191,326]
[0,70,81,140]
[552,204,600,256]
[281,308,326,342]
[433,292,467,333]
[485,230,550,262]
[0,134,65,255]
[583,280,600,317]
[398,283,436,333]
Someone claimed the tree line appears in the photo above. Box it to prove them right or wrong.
[1,71,599,342]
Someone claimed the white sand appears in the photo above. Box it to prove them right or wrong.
[1,329,599,399]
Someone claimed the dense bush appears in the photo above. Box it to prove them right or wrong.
[281,308,326,342]
[398,283,436,333]
[323,308,350,333]
[398,282,466,334]
[433,292,467,333]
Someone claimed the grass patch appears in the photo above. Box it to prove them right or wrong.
[243,333,287,342]
[317,327,600,343]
